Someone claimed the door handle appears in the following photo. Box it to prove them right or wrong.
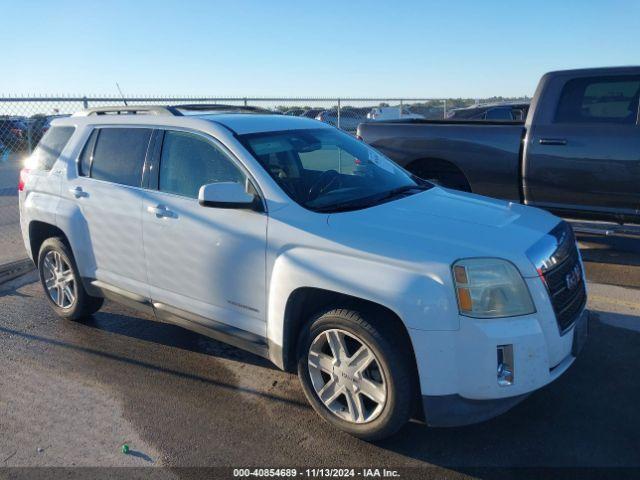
[69,186,88,198]
[539,138,567,146]
[147,204,177,219]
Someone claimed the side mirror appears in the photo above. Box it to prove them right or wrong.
[198,182,260,210]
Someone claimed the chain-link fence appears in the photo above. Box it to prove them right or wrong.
[0,96,449,153]
[0,96,450,268]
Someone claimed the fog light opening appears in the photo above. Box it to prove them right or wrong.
[497,344,514,386]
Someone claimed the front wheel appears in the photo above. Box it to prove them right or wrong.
[297,308,415,441]
[38,237,104,320]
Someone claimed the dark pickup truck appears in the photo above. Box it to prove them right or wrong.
[357,66,640,225]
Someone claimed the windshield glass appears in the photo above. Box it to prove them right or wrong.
[239,128,429,212]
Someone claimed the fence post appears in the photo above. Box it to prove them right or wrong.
[337,98,341,129]
[243,97,248,107]
[443,99,447,119]
[400,99,403,118]
[83,96,89,109]
[27,123,33,154]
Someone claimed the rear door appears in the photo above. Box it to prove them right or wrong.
[71,126,152,295]
[525,74,640,221]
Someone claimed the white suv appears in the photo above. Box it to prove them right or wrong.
[19,105,589,440]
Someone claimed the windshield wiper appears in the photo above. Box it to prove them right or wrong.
[370,184,430,204]
[311,198,378,213]
[311,184,430,213]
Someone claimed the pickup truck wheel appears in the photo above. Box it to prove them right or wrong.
[409,161,471,192]
[297,308,414,441]
[423,171,471,191]
[37,237,104,321]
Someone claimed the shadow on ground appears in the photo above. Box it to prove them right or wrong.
[83,310,276,370]
[579,234,640,267]
[67,303,640,471]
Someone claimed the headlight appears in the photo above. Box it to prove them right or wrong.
[452,258,535,318]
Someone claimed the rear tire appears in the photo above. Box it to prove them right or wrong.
[37,237,103,320]
[408,160,472,192]
[297,308,415,441]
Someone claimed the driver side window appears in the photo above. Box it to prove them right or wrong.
[159,130,245,199]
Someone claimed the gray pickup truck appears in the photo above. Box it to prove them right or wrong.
[357,66,640,225]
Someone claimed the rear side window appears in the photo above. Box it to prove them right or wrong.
[29,126,75,171]
[78,130,98,177]
[158,130,244,198]
[91,128,152,187]
[555,76,640,124]
[485,107,513,120]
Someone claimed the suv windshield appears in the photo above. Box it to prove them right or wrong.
[239,128,430,212]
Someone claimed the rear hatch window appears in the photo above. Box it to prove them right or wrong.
[28,126,75,171]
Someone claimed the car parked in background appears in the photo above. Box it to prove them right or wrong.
[0,117,28,151]
[446,102,530,121]
[19,104,588,440]
[301,108,323,119]
[284,108,305,116]
[367,106,424,121]
[358,66,640,225]
[29,114,70,146]
[315,109,367,132]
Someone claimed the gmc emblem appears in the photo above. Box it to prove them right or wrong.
[565,263,581,291]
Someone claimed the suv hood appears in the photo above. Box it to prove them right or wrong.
[326,187,560,277]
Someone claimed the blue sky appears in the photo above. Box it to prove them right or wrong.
[2,0,638,97]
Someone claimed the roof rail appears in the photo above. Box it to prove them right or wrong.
[73,105,182,117]
[171,104,276,114]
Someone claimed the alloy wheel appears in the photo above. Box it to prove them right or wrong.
[308,328,387,424]
[42,250,76,309]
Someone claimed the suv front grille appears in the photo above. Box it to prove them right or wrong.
[542,242,586,333]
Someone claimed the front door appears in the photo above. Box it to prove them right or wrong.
[141,129,268,338]
[525,74,640,221]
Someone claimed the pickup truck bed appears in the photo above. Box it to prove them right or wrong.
[359,119,525,202]
[358,66,640,225]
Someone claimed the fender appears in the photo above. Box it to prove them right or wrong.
[266,246,460,364]
[54,195,97,279]
[21,190,61,260]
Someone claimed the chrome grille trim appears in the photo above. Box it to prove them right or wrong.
[527,221,586,334]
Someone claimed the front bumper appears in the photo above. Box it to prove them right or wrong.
[411,304,589,426]
[422,392,530,427]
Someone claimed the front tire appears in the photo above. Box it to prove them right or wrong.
[297,308,415,441]
[38,237,103,320]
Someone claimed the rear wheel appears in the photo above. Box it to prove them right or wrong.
[38,237,103,320]
[297,308,415,441]
[409,160,471,192]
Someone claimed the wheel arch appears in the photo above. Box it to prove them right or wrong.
[279,287,416,369]
[28,220,70,262]
[405,157,472,192]
[278,286,424,419]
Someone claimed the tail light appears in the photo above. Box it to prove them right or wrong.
[18,168,30,192]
